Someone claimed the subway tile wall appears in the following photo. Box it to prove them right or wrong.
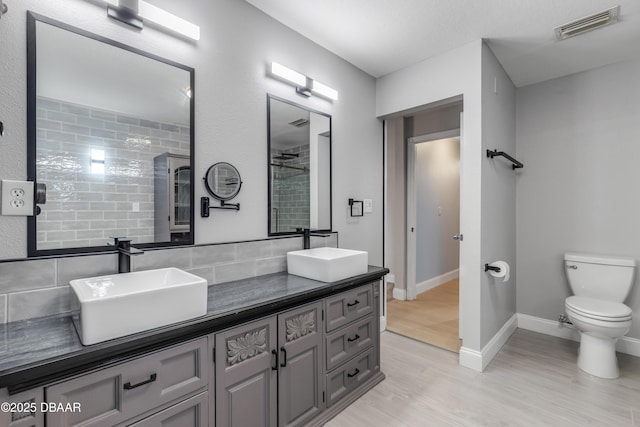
[0,234,338,324]
[36,97,190,250]
[271,144,310,233]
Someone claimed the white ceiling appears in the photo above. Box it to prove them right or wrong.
[245,0,640,87]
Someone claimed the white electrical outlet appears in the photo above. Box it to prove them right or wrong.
[1,180,34,216]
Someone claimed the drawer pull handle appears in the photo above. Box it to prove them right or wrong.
[280,347,287,367]
[271,349,278,370]
[124,373,157,390]
[347,334,360,342]
[347,300,360,307]
[347,368,360,378]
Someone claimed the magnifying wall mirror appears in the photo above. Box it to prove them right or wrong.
[26,12,195,256]
[267,95,331,235]
[204,162,242,201]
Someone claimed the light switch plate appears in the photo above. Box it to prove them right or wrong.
[1,180,34,216]
[363,199,373,213]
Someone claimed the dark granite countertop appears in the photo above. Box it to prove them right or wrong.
[0,266,387,393]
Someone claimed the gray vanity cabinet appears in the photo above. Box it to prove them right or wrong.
[215,317,278,427]
[214,301,324,427]
[46,337,208,427]
[0,387,44,427]
[277,301,324,427]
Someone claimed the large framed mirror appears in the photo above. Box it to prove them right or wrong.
[267,95,331,235]
[27,12,195,256]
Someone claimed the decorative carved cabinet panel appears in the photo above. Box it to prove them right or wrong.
[277,301,324,427]
[215,317,278,427]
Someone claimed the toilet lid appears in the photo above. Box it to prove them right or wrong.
[566,296,632,320]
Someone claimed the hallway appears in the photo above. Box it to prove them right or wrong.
[386,279,461,352]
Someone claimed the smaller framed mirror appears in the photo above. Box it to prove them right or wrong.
[204,162,242,201]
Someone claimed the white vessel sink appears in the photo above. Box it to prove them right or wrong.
[70,268,207,345]
[287,247,368,283]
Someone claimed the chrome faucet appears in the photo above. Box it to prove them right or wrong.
[109,237,144,273]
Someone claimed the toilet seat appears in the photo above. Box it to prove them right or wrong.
[565,296,632,321]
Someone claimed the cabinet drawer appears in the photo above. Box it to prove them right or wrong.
[46,337,208,427]
[325,348,374,408]
[0,387,44,427]
[325,315,373,371]
[127,391,208,427]
[325,284,373,332]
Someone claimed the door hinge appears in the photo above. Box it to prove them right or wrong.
[321,309,324,321]
[168,168,171,174]
[213,347,216,363]
[322,391,325,403]
[168,215,171,222]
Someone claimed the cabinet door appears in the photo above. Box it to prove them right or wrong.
[0,388,44,427]
[127,392,208,427]
[277,302,324,427]
[215,317,277,427]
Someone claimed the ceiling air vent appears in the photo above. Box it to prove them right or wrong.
[554,5,620,41]
[289,118,310,127]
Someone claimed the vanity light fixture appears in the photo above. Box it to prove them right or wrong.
[103,0,200,41]
[311,80,339,101]
[270,62,338,101]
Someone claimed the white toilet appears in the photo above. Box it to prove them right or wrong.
[564,252,636,379]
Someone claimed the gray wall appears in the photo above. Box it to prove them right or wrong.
[415,138,460,283]
[480,43,517,346]
[0,0,382,265]
[516,56,640,339]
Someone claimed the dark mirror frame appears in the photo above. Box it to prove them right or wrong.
[267,94,332,236]
[26,12,195,257]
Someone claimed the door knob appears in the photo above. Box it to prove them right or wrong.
[453,234,463,241]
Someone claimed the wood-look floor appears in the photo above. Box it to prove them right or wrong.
[326,330,640,427]
[387,280,461,352]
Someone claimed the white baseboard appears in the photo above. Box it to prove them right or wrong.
[391,269,460,301]
[416,269,459,295]
[386,273,395,284]
[380,315,387,332]
[517,313,640,357]
[459,313,518,372]
[392,287,407,301]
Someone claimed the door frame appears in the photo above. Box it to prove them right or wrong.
[405,128,461,301]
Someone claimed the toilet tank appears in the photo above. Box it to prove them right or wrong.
[564,252,636,302]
